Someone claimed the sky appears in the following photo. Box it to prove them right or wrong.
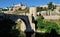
[0,0,60,8]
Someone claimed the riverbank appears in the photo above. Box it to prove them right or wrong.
[36,29,60,35]
[36,29,60,37]
[36,30,46,33]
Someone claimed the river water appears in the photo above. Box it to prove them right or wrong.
[20,31,35,37]
[20,32,60,37]
[20,29,60,37]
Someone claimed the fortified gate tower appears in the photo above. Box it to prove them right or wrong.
[29,7,37,20]
[29,7,37,31]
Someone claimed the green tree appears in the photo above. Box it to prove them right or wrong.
[48,2,56,11]
[26,8,29,13]
[37,7,48,12]
[37,7,43,12]
[2,9,9,11]
[37,16,44,30]
[43,7,47,11]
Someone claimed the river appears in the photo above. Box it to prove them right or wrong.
[20,29,60,37]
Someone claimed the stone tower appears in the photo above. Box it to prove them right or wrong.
[29,7,37,20]
[29,7,37,31]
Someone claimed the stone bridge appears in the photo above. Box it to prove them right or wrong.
[0,7,37,32]
[0,13,35,32]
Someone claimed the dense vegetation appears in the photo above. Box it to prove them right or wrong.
[37,7,48,12]
[26,8,29,13]
[2,9,9,11]
[37,16,60,33]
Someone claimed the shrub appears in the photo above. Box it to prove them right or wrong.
[37,16,59,33]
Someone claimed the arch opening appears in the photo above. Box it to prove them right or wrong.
[16,18,33,32]
[16,19,26,32]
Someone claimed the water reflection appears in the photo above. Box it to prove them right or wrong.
[36,29,60,37]
[25,32,34,37]
[20,29,60,37]
[20,31,35,37]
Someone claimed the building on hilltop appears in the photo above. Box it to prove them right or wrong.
[10,3,27,11]
[1,3,27,14]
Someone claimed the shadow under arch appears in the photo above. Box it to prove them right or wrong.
[0,18,20,37]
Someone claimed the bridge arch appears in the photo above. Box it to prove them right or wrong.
[0,13,34,32]
[11,15,34,32]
